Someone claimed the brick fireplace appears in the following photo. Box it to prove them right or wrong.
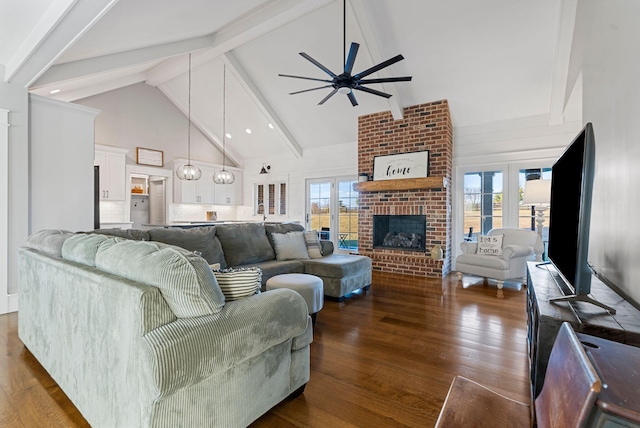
[356,100,452,278]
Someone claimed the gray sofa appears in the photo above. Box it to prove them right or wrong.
[96,222,372,301]
[19,230,312,428]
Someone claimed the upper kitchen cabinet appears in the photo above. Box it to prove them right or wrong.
[173,160,242,205]
[95,145,128,201]
[172,160,214,204]
[213,166,243,205]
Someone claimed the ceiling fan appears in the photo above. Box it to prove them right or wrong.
[278,0,412,106]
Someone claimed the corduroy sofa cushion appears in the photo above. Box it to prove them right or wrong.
[62,233,119,266]
[25,229,76,257]
[95,239,226,317]
[61,235,225,318]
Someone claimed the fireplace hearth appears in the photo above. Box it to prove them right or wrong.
[373,215,426,252]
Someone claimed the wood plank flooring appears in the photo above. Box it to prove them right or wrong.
[0,272,530,427]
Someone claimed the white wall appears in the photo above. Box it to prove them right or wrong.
[237,142,358,223]
[29,95,99,232]
[579,0,640,306]
[0,74,29,308]
[76,83,225,167]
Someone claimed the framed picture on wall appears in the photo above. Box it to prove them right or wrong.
[136,147,164,167]
[373,151,429,181]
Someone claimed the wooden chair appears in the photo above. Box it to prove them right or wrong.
[435,322,602,427]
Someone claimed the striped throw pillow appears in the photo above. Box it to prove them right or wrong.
[304,231,323,258]
[212,267,262,301]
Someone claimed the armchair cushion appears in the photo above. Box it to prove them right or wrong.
[457,253,510,270]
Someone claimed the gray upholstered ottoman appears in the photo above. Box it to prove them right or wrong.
[266,273,324,325]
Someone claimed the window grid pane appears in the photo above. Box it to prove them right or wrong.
[463,171,503,237]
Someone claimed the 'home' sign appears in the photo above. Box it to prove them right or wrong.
[373,151,429,181]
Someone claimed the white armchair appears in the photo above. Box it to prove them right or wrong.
[455,228,537,297]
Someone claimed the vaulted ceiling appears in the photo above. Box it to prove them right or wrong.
[1,0,576,164]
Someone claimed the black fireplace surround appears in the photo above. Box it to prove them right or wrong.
[373,215,426,252]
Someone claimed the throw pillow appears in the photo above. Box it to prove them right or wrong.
[303,230,323,258]
[212,267,262,301]
[477,234,504,256]
[271,231,310,261]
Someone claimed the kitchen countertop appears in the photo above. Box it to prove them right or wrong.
[142,221,299,228]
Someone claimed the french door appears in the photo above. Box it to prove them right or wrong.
[306,176,358,253]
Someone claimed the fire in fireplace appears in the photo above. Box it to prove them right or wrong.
[373,215,427,252]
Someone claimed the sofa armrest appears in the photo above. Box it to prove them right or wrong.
[143,288,310,400]
[460,242,477,254]
[320,239,334,255]
[501,245,535,260]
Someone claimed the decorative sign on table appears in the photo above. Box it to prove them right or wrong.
[136,147,164,167]
[373,151,429,181]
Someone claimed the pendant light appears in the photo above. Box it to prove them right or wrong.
[176,53,202,181]
[213,65,235,184]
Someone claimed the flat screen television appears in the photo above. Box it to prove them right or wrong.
[547,122,615,313]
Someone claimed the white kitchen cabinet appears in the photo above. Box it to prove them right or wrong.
[213,167,243,205]
[173,162,215,204]
[95,145,128,201]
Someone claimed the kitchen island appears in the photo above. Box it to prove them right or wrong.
[141,221,300,229]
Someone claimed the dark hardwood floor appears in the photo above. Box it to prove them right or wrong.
[0,272,530,427]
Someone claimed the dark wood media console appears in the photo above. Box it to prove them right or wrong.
[526,261,640,399]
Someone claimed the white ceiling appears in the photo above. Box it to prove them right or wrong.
[2,0,575,163]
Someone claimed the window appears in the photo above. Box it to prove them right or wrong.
[519,168,552,259]
[463,171,503,239]
[255,182,286,216]
[337,179,358,250]
[306,176,358,252]
[518,168,552,230]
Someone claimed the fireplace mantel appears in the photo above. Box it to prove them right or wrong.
[353,176,447,193]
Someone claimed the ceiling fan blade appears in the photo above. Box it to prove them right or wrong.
[347,91,358,106]
[353,84,392,98]
[318,88,339,105]
[353,54,404,80]
[289,85,334,95]
[344,42,359,74]
[299,52,337,78]
[279,74,333,83]
[358,76,412,84]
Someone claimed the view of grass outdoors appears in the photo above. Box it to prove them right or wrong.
[308,179,358,250]
[463,168,552,240]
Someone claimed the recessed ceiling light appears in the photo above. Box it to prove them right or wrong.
[268,123,274,129]
[49,89,61,94]
[245,128,252,134]
[225,133,232,139]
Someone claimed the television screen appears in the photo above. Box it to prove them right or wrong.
[547,123,595,296]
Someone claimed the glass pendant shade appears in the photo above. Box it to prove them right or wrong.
[176,164,202,180]
[213,169,235,184]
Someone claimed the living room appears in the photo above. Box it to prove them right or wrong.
[2,0,640,426]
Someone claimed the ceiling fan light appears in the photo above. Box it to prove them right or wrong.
[338,86,351,94]
[213,169,235,184]
[176,164,202,180]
